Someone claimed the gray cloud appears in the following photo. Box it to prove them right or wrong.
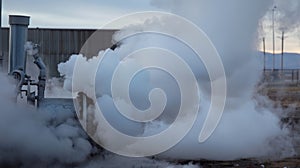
[2,0,157,28]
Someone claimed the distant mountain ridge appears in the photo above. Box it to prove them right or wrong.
[259,52,300,69]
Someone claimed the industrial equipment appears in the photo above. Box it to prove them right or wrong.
[8,15,46,107]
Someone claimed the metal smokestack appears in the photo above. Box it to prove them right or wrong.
[8,15,30,74]
[0,0,2,69]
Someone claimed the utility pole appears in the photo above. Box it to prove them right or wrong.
[263,37,266,71]
[281,31,284,70]
[277,31,288,71]
[272,6,277,71]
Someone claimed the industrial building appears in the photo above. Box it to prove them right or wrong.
[0,27,116,77]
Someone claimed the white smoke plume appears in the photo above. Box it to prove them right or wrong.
[273,0,300,32]
[0,73,94,167]
[0,65,197,168]
[2,0,298,166]
[45,78,72,98]
[58,0,296,161]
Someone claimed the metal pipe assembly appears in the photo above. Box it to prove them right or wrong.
[7,15,46,107]
[23,41,47,107]
[30,43,46,106]
[8,15,30,74]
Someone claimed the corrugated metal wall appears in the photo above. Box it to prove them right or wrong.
[0,28,117,77]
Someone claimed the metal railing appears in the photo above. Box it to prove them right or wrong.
[264,69,300,84]
[0,55,3,71]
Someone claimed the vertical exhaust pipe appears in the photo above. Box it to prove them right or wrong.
[8,15,30,74]
[0,0,2,70]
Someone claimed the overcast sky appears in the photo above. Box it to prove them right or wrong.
[2,0,300,53]
[2,0,158,28]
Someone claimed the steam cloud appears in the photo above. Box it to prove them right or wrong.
[58,0,296,161]
[0,73,93,167]
[273,0,300,32]
[0,0,299,167]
